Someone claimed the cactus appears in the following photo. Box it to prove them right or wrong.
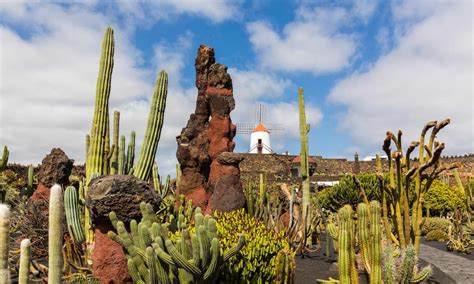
[0,146,8,168]
[64,186,85,244]
[49,184,63,284]
[110,110,120,174]
[133,70,168,181]
[108,202,245,283]
[19,239,31,284]
[27,164,33,190]
[118,135,126,175]
[0,204,10,283]
[275,248,295,284]
[86,26,114,182]
[298,87,312,246]
[382,119,458,254]
[176,163,181,185]
[288,187,295,229]
[85,134,90,162]
[126,131,136,174]
[337,205,358,284]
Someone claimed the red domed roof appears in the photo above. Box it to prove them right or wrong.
[252,123,269,133]
[292,155,317,164]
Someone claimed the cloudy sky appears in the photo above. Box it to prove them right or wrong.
[0,0,472,175]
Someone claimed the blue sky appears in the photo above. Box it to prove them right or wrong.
[0,0,472,175]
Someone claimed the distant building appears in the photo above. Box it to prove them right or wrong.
[249,123,272,154]
[290,155,317,177]
[362,155,388,161]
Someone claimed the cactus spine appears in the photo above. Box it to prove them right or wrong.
[19,239,31,284]
[133,70,168,181]
[48,184,63,284]
[298,87,312,246]
[110,110,120,174]
[86,26,114,182]
[0,146,8,168]
[0,204,10,283]
[64,186,85,244]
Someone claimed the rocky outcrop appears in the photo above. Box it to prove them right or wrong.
[85,175,160,283]
[36,148,74,188]
[176,45,245,213]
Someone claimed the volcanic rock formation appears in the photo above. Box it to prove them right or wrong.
[176,45,245,213]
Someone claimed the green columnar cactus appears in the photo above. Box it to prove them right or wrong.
[27,164,33,189]
[86,26,114,183]
[337,205,357,284]
[133,70,168,181]
[19,239,31,284]
[126,131,136,174]
[110,110,120,174]
[288,187,295,229]
[298,87,312,246]
[0,204,10,283]
[85,135,90,163]
[176,163,181,185]
[64,186,85,244]
[356,203,370,271]
[369,201,382,284]
[49,184,63,284]
[108,202,245,284]
[118,135,126,175]
[275,249,295,284]
[0,146,8,168]
[382,244,395,284]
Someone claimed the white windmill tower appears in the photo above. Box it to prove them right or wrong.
[236,104,283,154]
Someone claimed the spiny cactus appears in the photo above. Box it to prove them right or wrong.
[118,135,126,175]
[0,204,10,283]
[0,146,8,168]
[298,87,311,246]
[86,26,114,183]
[110,110,120,174]
[19,239,31,284]
[337,205,358,284]
[126,131,136,175]
[64,186,85,244]
[133,70,168,181]
[49,184,63,284]
[109,202,245,283]
[275,249,295,284]
[382,119,458,254]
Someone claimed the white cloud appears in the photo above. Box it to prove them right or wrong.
[329,0,473,156]
[246,5,357,74]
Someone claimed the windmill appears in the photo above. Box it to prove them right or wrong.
[236,104,284,154]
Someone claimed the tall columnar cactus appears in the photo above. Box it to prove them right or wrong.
[275,248,295,284]
[118,135,126,175]
[126,131,136,174]
[298,87,312,245]
[0,146,9,168]
[85,134,90,163]
[108,202,246,283]
[337,205,358,284]
[0,204,10,283]
[64,186,85,244]
[110,110,120,174]
[133,70,168,181]
[19,239,31,284]
[382,119,457,254]
[86,26,114,183]
[49,184,63,284]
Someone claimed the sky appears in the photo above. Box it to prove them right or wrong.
[0,0,473,176]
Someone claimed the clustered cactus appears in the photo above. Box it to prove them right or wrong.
[108,202,245,283]
[0,146,9,169]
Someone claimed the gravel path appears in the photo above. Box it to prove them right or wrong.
[419,243,474,284]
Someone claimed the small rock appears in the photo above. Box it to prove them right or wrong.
[36,148,74,188]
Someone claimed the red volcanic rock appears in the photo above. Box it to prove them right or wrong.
[176,45,245,212]
[92,228,132,284]
[30,183,51,203]
[36,148,74,188]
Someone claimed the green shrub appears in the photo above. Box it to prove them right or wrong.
[421,217,452,235]
[319,173,382,212]
[425,229,449,242]
[0,170,23,205]
[213,209,290,283]
[423,180,466,216]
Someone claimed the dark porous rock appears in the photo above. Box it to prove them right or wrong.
[85,175,160,226]
[216,152,244,165]
[37,148,74,187]
[211,175,245,212]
